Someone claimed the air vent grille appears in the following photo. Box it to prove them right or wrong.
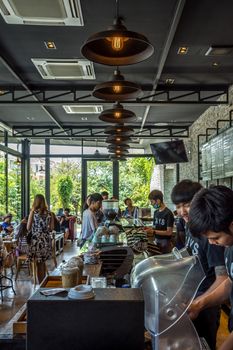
[0,0,83,26]
[63,105,103,114]
[32,59,95,80]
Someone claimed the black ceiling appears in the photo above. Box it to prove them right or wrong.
[0,0,232,148]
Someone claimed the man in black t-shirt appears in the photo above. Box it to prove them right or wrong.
[146,189,174,253]
[171,180,227,350]
[188,185,233,350]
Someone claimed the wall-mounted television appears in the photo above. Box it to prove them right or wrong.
[150,140,188,164]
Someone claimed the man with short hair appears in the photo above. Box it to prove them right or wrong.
[171,180,227,350]
[188,185,233,350]
[147,189,174,253]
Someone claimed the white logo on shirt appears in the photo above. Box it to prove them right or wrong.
[186,236,199,255]
[154,218,165,226]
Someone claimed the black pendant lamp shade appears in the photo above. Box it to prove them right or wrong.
[99,103,137,123]
[81,17,154,66]
[93,69,142,101]
[108,144,129,152]
[106,134,132,144]
[110,154,127,161]
[107,143,129,151]
[104,124,134,137]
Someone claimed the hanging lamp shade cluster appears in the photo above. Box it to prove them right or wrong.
[93,69,142,101]
[81,17,154,66]
[81,1,154,160]
[99,102,136,123]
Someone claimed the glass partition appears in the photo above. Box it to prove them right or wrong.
[0,150,6,217]
[8,155,21,221]
[87,161,113,197]
[30,157,45,204]
[50,158,82,216]
[119,157,153,208]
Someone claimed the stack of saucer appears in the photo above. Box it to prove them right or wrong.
[68,285,95,300]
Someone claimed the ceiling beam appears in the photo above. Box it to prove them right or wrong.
[140,0,187,131]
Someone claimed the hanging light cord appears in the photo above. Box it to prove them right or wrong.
[115,0,119,19]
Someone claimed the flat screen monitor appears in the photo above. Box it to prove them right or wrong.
[150,140,188,164]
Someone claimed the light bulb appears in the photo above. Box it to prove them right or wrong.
[113,85,122,93]
[112,37,124,51]
[116,128,122,132]
[116,137,121,141]
[114,112,121,118]
[116,150,121,154]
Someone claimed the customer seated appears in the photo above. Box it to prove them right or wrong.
[2,213,14,237]
[122,198,139,219]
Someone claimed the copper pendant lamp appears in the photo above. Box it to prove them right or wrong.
[99,102,136,123]
[104,124,134,137]
[110,154,127,161]
[93,69,142,101]
[108,145,129,152]
[81,1,154,66]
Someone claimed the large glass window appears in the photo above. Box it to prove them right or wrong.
[50,158,82,216]
[8,155,21,221]
[87,161,113,196]
[119,157,154,208]
[30,157,45,204]
[0,151,6,216]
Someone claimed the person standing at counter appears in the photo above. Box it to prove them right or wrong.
[171,180,227,350]
[146,189,174,253]
[80,193,103,246]
[188,185,233,350]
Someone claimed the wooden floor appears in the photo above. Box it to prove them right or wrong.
[0,241,230,349]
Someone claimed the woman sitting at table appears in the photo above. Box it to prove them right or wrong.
[2,213,14,237]
[122,198,139,219]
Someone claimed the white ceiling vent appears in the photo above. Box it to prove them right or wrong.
[0,0,83,26]
[31,59,95,80]
[63,105,103,114]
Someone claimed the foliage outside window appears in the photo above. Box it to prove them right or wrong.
[119,157,154,208]
[87,161,113,196]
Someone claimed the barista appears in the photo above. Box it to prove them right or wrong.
[188,185,233,350]
[171,180,227,350]
[146,190,174,253]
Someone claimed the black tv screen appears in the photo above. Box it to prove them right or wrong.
[150,140,188,164]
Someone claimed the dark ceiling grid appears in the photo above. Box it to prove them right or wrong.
[140,0,186,131]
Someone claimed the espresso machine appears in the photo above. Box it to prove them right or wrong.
[102,199,121,228]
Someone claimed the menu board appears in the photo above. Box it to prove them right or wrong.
[201,143,212,180]
[223,128,233,177]
[211,134,224,179]
[201,126,233,180]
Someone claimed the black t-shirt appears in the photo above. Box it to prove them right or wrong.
[153,207,174,240]
[224,246,233,331]
[185,228,225,294]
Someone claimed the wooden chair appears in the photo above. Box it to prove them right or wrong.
[15,254,31,281]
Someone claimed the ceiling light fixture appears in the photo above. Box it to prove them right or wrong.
[104,125,134,136]
[81,0,154,66]
[93,69,142,100]
[106,135,132,144]
[44,41,56,49]
[99,102,137,123]
[177,46,188,55]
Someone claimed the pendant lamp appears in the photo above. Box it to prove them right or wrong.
[104,124,134,136]
[99,102,136,123]
[107,143,129,151]
[106,134,132,144]
[93,69,142,101]
[81,1,154,66]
